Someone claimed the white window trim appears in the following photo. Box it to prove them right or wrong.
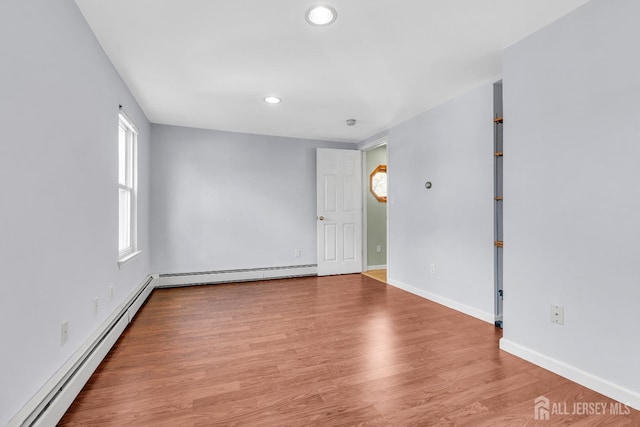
[118,109,140,265]
[118,250,142,268]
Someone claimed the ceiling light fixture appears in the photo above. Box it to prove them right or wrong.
[264,96,281,104]
[306,5,337,26]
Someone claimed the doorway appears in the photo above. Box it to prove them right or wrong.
[363,143,388,283]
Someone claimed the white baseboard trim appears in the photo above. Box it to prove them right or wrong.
[157,264,317,288]
[10,265,318,426]
[9,265,318,426]
[500,339,640,411]
[366,264,387,271]
[9,269,500,426]
[387,278,494,324]
[9,274,158,427]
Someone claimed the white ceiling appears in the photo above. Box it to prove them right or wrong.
[74,0,590,143]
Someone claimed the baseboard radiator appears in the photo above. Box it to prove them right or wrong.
[8,275,157,427]
[157,264,318,288]
[9,265,317,426]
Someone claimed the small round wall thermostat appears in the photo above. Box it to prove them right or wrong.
[425,181,432,189]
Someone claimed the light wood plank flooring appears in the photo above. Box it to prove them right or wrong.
[60,275,639,426]
[361,269,387,284]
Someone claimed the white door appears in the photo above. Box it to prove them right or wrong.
[316,148,362,276]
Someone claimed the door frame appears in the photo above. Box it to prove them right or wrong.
[360,137,389,273]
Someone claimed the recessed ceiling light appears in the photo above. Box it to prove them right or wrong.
[306,5,337,26]
[264,96,281,104]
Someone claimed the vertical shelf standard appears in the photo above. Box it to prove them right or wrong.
[493,81,504,328]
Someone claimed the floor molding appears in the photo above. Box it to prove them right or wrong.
[500,338,640,411]
[10,265,317,426]
[387,278,494,324]
[22,269,638,425]
[9,275,157,427]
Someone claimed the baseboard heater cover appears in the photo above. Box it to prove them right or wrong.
[10,265,316,426]
[9,275,157,427]
[157,264,318,288]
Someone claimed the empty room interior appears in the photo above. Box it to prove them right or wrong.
[2,0,640,425]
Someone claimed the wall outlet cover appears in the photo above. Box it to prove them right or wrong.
[61,321,69,345]
[551,304,564,325]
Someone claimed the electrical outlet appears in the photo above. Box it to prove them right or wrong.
[294,249,301,258]
[109,285,114,302]
[61,321,69,345]
[93,297,99,315]
[376,245,381,253]
[551,305,564,325]
[429,264,436,274]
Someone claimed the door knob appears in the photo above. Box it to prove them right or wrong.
[318,216,325,221]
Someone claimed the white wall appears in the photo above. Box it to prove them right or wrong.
[385,83,495,322]
[150,124,352,274]
[502,0,640,408]
[0,0,151,424]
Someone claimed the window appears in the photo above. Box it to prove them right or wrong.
[369,164,387,203]
[118,110,138,263]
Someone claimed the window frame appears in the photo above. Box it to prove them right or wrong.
[118,110,140,265]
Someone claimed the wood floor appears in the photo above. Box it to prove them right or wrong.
[361,269,387,284]
[60,275,639,426]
